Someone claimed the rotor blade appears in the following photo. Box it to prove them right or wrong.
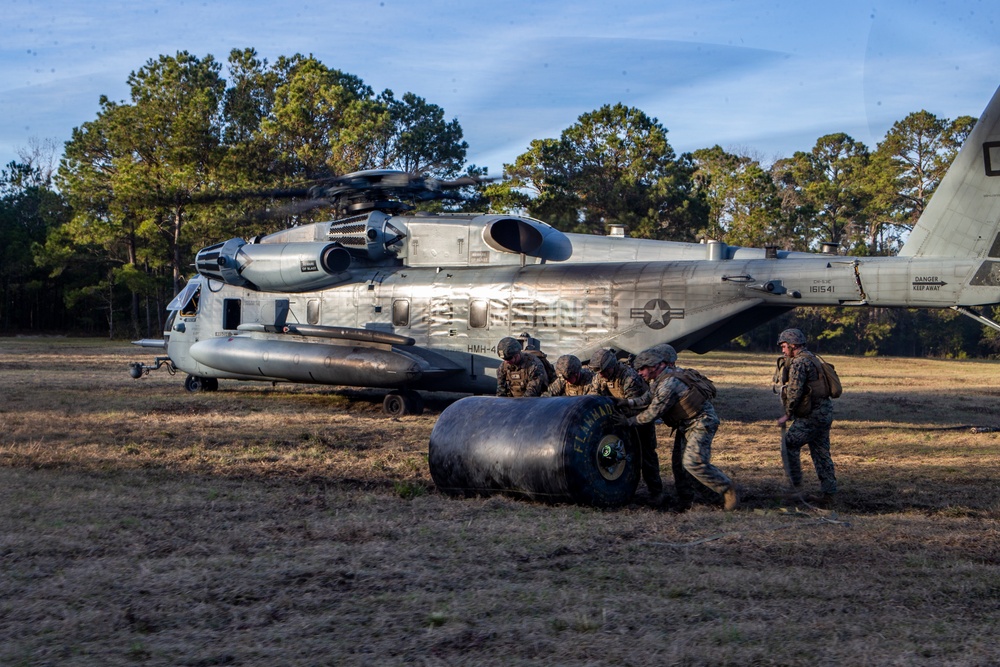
[435,175,500,189]
[262,198,333,217]
[187,187,315,206]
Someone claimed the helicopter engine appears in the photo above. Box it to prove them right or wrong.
[195,237,353,292]
[325,211,406,262]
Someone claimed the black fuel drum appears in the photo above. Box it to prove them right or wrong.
[428,395,640,507]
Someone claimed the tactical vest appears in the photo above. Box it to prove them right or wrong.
[662,368,715,425]
[506,366,531,397]
[773,352,827,417]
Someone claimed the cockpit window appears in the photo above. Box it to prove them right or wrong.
[168,280,202,316]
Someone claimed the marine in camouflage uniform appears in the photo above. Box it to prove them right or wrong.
[776,329,837,503]
[587,348,650,405]
[623,346,738,511]
[542,355,595,397]
[587,348,663,504]
[496,336,549,397]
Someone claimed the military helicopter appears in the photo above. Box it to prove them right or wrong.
[131,85,1000,416]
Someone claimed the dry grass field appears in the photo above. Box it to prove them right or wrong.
[2,337,999,666]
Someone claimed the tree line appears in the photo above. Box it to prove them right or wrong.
[1,49,996,357]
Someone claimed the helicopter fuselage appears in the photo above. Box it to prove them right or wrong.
[161,238,992,396]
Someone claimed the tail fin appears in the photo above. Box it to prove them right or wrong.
[899,85,1000,258]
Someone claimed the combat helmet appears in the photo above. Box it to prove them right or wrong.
[554,354,582,378]
[589,348,618,373]
[632,348,665,370]
[497,336,522,360]
[777,328,807,346]
[648,343,677,364]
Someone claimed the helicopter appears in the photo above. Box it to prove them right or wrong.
[131,84,1000,416]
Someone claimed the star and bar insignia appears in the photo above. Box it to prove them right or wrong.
[629,298,685,330]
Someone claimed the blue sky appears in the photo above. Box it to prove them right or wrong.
[2,0,998,175]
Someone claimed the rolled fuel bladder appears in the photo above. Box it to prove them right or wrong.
[428,395,640,508]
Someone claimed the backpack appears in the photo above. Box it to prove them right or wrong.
[678,368,717,401]
[773,354,841,418]
[526,350,556,385]
[808,355,843,399]
[663,368,717,424]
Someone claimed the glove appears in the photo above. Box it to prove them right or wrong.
[614,397,632,409]
[612,412,635,428]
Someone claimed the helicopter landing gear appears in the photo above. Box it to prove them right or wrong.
[184,374,219,392]
[383,390,424,417]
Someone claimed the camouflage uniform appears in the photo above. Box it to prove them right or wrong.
[633,369,733,507]
[497,353,549,397]
[590,362,661,497]
[517,333,556,383]
[542,367,595,397]
[589,361,649,404]
[781,350,837,495]
[525,349,555,384]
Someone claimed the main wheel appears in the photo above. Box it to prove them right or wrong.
[383,392,406,417]
[383,390,424,416]
[184,374,203,392]
[401,389,424,415]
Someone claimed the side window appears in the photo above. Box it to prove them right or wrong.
[274,299,289,327]
[223,298,242,331]
[392,299,410,327]
[307,299,321,325]
[469,299,489,329]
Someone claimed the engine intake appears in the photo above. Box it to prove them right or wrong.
[482,217,572,261]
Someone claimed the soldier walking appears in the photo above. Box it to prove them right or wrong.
[774,328,837,507]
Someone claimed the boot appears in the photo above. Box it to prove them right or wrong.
[672,495,692,513]
[783,485,804,503]
[647,490,667,508]
[723,485,739,511]
[807,493,836,509]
